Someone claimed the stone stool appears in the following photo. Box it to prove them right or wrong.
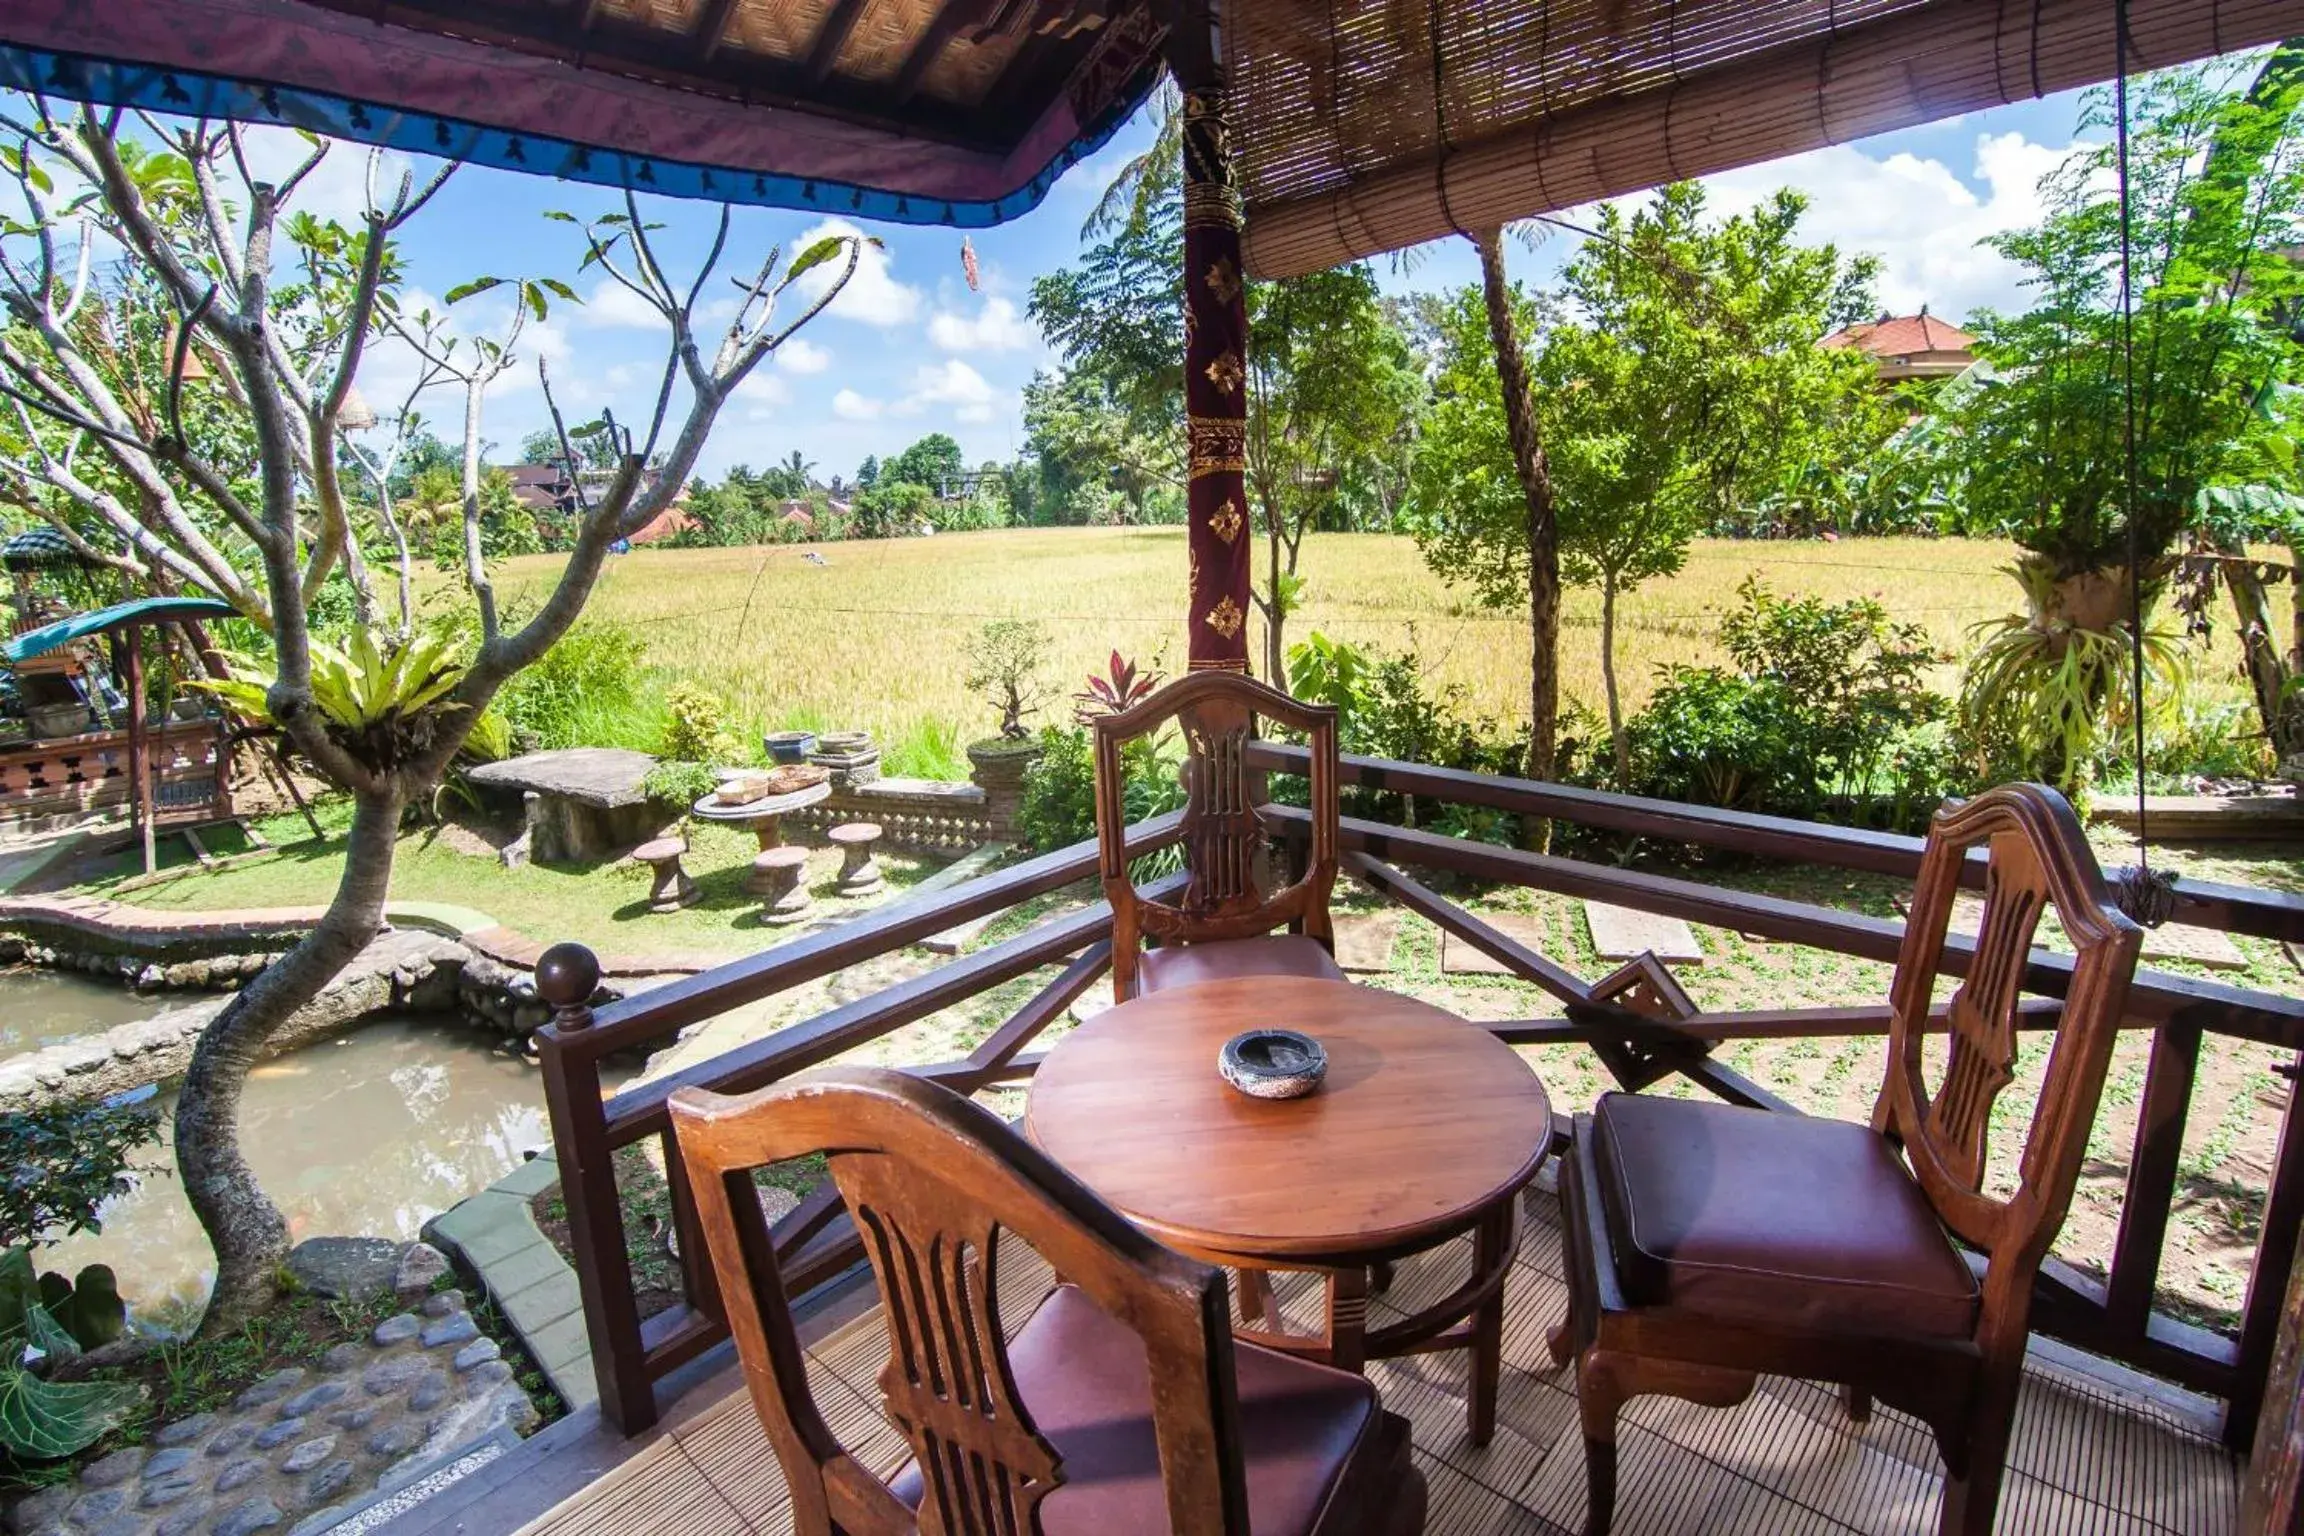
[633,836,698,913]
[829,822,885,897]
[754,845,814,925]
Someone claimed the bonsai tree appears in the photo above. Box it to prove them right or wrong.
[964,619,1052,743]
[1947,57,2304,789]
[0,105,861,1332]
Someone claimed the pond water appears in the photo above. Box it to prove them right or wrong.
[0,965,175,1054]
[2,972,619,1329]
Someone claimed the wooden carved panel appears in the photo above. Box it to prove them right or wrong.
[1923,830,2048,1192]
[1181,714,1259,917]
[835,1153,1063,1533]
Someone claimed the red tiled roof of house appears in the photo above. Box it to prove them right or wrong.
[1821,311,1976,358]
[625,506,696,545]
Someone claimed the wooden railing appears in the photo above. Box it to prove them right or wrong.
[536,746,2304,1452]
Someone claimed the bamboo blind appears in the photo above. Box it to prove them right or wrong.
[1231,0,2304,278]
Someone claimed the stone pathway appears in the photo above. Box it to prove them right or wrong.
[7,1292,535,1536]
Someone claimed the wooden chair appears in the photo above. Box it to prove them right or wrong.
[1093,670,1341,1001]
[1546,783,2142,1536]
[670,1067,1427,1536]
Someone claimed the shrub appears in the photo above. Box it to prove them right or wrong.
[0,1098,161,1253]
[642,758,719,809]
[495,617,653,752]
[1286,630,1527,829]
[1018,724,1187,859]
[660,682,734,763]
[1622,579,1968,831]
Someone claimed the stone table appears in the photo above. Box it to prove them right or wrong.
[465,749,663,865]
[690,780,832,854]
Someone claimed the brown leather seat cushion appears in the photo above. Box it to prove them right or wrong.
[1592,1092,1978,1340]
[889,1284,1381,1533]
[1138,934,1345,994]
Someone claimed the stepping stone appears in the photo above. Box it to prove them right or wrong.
[1331,912,1399,974]
[1584,901,1704,965]
[1439,912,1549,976]
[2139,922,2248,972]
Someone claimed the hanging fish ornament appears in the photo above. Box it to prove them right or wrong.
[961,234,981,293]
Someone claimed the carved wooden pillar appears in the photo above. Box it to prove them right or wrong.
[1181,82,1251,674]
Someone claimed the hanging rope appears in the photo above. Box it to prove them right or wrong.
[2111,0,2179,928]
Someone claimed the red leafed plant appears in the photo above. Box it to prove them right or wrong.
[1073,650,1161,724]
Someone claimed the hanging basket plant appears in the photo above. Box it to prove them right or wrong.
[1960,558,2185,794]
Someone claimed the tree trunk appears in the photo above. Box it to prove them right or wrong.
[175,785,403,1335]
[1474,229,1562,837]
[1601,571,1630,785]
[2229,548,2304,763]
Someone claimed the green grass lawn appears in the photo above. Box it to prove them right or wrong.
[63,798,953,958]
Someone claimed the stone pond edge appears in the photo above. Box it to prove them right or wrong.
[422,1156,599,1418]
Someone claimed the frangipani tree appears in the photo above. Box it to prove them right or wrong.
[0,103,859,1332]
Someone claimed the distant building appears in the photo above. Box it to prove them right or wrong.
[503,463,575,514]
[1820,308,1977,384]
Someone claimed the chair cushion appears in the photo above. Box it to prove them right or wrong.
[1138,934,1345,994]
[889,1284,1381,1534]
[1592,1092,1979,1340]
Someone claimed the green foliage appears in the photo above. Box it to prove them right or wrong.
[1285,630,1526,828]
[1018,724,1187,860]
[885,434,966,494]
[641,759,718,809]
[196,624,471,772]
[964,621,1052,740]
[1018,370,1183,525]
[883,717,968,781]
[1944,59,2304,575]
[493,618,653,753]
[1624,579,1964,830]
[659,682,734,763]
[853,480,935,539]
[1959,563,2186,794]
[0,1098,161,1252]
[0,1104,155,1463]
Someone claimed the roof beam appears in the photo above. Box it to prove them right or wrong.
[804,0,870,81]
[692,0,741,60]
[889,8,967,106]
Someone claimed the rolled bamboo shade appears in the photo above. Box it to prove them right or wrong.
[1232,0,2304,279]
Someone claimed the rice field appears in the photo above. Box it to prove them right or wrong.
[488,528,2266,760]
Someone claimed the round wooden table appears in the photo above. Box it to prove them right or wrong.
[1027,974,1551,1443]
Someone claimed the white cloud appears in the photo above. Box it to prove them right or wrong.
[734,369,791,421]
[832,388,883,420]
[792,219,921,327]
[577,278,667,330]
[775,338,832,374]
[1698,129,2082,323]
[897,358,998,423]
[927,295,1036,352]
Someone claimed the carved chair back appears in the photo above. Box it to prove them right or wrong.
[669,1067,1251,1536]
[1091,671,1339,998]
[1874,783,2141,1361]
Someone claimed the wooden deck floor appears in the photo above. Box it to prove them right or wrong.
[510,1186,2240,1536]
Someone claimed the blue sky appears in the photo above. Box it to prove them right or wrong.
[305,86,2101,484]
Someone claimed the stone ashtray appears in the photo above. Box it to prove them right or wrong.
[1219,1028,1328,1100]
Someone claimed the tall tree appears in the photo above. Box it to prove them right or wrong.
[1408,238,1563,802]
[0,107,860,1331]
[1538,185,1881,777]
[1949,56,2304,786]
[1242,263,1418,677]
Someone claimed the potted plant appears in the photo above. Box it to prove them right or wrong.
[963,619,1049,785]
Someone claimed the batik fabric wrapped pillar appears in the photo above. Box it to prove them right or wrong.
[1182,86,1250,674]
